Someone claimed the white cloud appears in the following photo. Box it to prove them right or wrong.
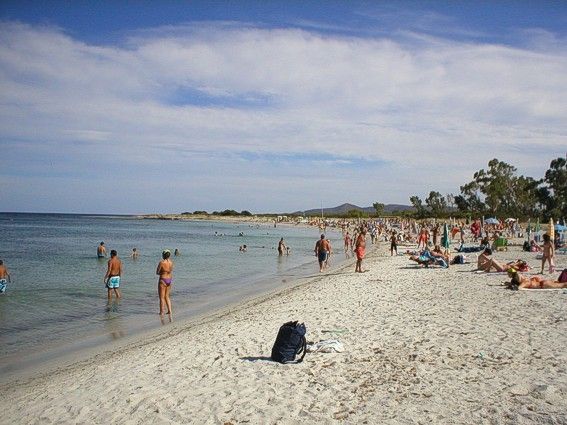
[0,20,566,213]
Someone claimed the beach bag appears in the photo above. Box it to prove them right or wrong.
[452,254,464,265]
[271,321,307,364]
[516,261,529,272]
[522,241,530,252]
[559,269,567,283]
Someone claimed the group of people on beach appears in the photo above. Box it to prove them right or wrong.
[97,243,175,316]
[315,225,368,274]
[330,216,565,290]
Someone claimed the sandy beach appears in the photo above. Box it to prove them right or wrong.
[2,242,566,424]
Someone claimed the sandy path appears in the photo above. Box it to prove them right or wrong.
[2,244,566,424]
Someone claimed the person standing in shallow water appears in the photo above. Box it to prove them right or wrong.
[104,250,122,301]
[315,234,331,272]
[0,260,11,293]
[278,238,287,256]
[156,250,174,316]
[97,241,106,258]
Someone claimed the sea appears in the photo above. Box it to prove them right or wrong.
[0,213,345,379]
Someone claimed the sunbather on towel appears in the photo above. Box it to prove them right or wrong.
[506,269,567,290]
[408,247,448,268]
[477,248,526,272]
[477,248,508,272]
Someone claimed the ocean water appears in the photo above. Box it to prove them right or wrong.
[0,213,344,377]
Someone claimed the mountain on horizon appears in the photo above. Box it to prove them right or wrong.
[291,202,413,216]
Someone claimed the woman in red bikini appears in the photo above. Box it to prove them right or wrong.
[156,250,174,316]
[506,269,567,290]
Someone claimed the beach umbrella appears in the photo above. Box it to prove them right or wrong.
[484,217,499,225]
[554,224,567,231]
[442,223,450,253]
[527,218,531,241]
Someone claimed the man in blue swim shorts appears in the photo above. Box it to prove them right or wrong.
[314,234,332,273]
[104,250,123,301]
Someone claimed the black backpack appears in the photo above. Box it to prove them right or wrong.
[451,254,464,265]
[271,321,307,364]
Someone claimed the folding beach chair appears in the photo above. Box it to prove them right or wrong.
[493,237,508,251]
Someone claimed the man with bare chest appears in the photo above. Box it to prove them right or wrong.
[315,234,331,272]
[104,250,122,301]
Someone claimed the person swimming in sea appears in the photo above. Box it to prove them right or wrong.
[0,260,12,294]
[156,250,174,316]
[278,238,287,256]
[97,241,107,258]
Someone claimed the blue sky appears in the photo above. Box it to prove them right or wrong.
[1,1,566,214]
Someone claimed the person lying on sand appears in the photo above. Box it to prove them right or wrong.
[505,269,567,290]
[408,246,449,268]
[456,236,490,253]
[477,249,528,273]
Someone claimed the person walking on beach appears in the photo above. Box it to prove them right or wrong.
[315,234,331,272]
[432,224,439,246]
[355,228,367,272]
[97,241,106,258]
[344,232,352,254]
[156,250,174,316]
[104,250,122,301]
[0,260,11,293]
[540,233,555,274]
[390,231,398,256]
[278,238,287,256]
[417,228,427,250]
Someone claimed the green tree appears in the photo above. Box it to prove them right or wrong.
[409,195,427,218]
[511,175,544,219]
[346,209,366,218]
[372,202,385,217]
[213,209,239,216]
[459,180,485,214]
[457,158,550,219]
[544,156,567,219]
[425,191,447,217]
[472,159,518,215]
[446,194,455,210]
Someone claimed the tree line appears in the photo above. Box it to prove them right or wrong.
[403,156,566,220]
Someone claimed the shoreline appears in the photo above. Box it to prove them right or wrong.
[1,241,366,386]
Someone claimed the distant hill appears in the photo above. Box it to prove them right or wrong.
[291,203,413,216]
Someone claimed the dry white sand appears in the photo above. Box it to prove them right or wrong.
[2,243,566,424]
